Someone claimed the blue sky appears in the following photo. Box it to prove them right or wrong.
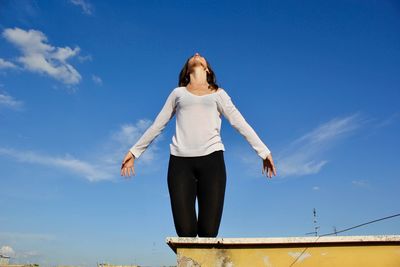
[1,0,399,266]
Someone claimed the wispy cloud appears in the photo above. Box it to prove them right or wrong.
[374,111,400,128]
[69,0,94,15]
[91,74,103,85]
[78,54,92,63]
[275,112,365,177]
[1,0,40,25]
[0,58,18,69]
[101,119,165,166]
[0,118,165,182]
[2,27,82,86]
[352,179,371,188]
[237,112,366,178]
[0,147,111,182]
[0,91,24,110]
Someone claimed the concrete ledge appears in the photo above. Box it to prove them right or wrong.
[166,235,400,252]
[166,235,400,267]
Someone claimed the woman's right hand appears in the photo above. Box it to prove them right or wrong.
[121,151,135,178]
[262,152,277,179]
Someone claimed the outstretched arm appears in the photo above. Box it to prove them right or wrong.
[217,89,271,160]
[217,89,276,178]
[121,88,177,177]
[129,88,177,160]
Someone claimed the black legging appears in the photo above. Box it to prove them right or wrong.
[167,150,226,237]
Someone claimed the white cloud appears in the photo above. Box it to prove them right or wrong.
[275,112,364,177]
[91,74,103,85]
[375,111,400,128]
[238,112,365,178]
[312,186,320,190]
[0,118,165,182]
[0,58,18,69]
[352,180,370,188]
[0,245,15,257]
[111,120,153,145]
[2,27,82,85]
[78,54,92,63]
[0,147,112,182]
[105,119,164,166]
[0,244,41,262]
[0,91,24,110]
[69,0,94,15]
[279,158,328,177]
[291,113,362,146]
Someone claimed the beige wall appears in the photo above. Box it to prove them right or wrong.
[167,235,400,267]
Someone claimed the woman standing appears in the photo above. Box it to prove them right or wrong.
[121,52,277,237]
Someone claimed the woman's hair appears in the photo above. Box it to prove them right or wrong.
[178,55,219,91]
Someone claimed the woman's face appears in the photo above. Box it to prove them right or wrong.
[188,52,209,72]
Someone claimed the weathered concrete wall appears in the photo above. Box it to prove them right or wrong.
[166,235,400,267]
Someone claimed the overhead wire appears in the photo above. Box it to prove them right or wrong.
[289,212,400,266]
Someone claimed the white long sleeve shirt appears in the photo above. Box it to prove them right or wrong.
[129,86,271,160]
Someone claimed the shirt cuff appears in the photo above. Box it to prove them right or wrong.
[129,148,138,159]
[260,149,271,160]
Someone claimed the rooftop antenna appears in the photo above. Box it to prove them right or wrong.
[305,208,320,236]
[333,226,338,236]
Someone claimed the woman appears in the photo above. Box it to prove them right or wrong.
[120,52,277,237]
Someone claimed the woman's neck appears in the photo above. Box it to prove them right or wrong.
[188,66,208,86]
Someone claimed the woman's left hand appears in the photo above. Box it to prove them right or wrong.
[262,153,277,178]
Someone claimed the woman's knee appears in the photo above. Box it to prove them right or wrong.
[198,227,218,238]
[176,225,197,237]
